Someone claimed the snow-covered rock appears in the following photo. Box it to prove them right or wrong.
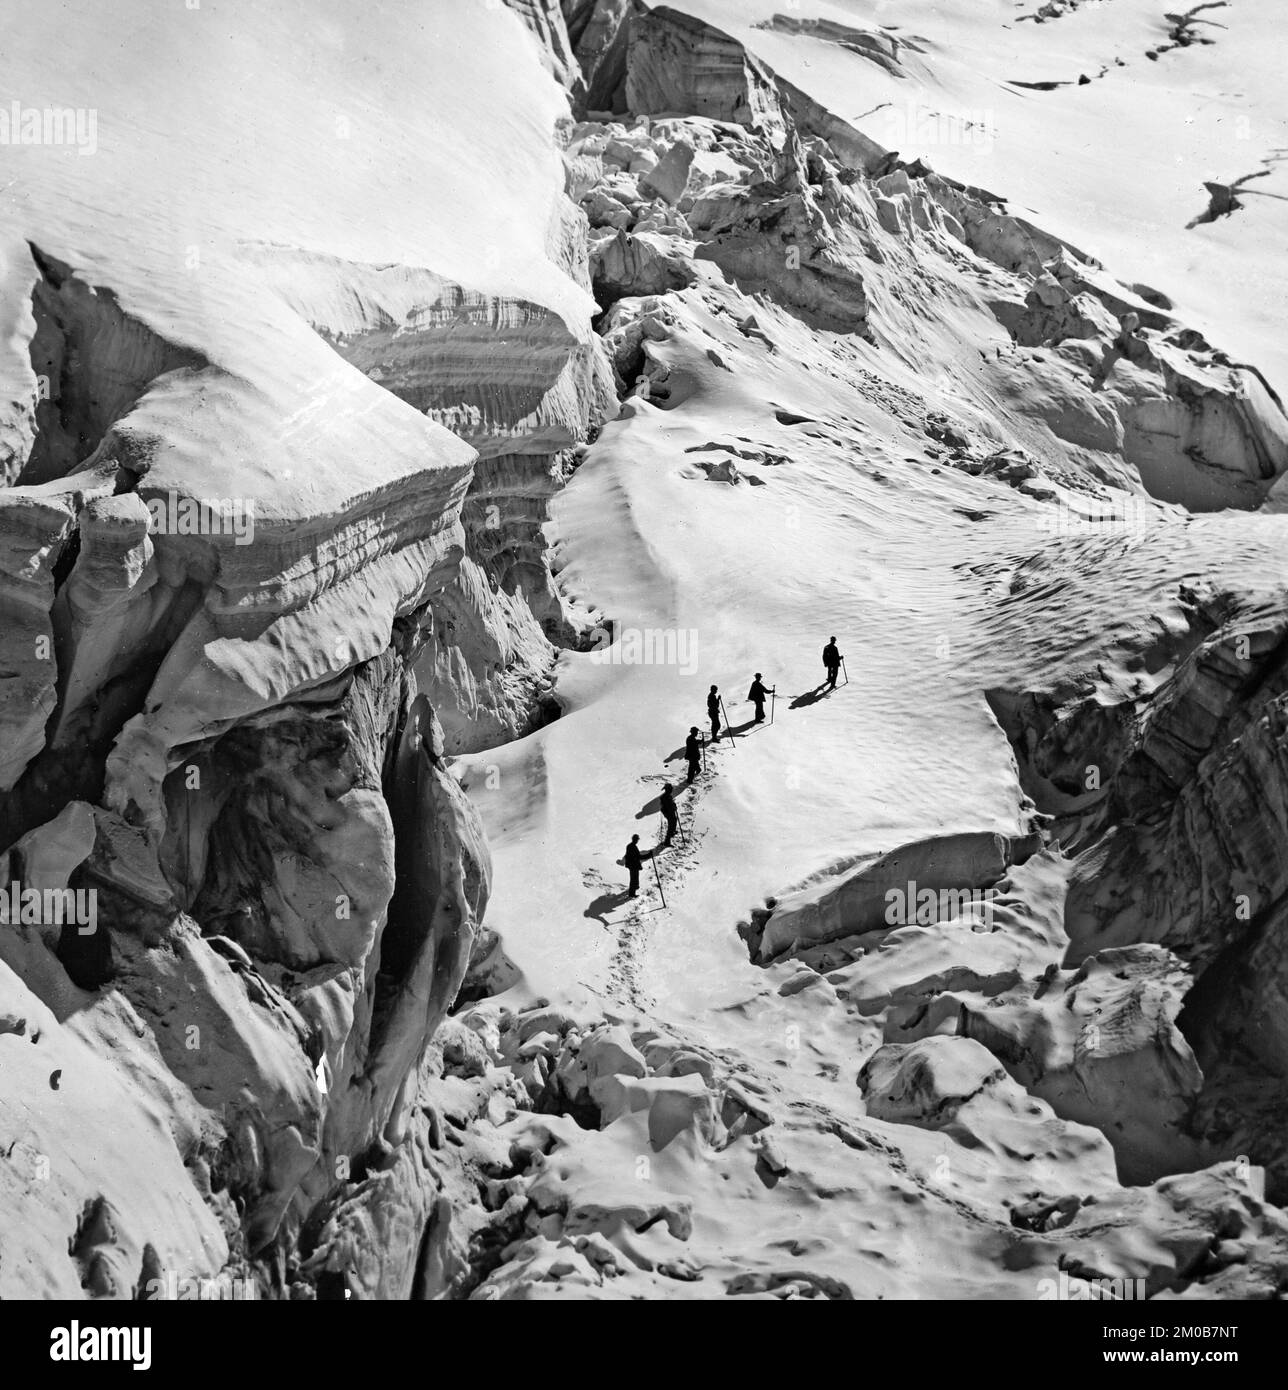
[5,0,1288,1307]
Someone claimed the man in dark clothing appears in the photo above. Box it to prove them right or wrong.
[624,833,643,896]
[660,785,679,846]
[823,637,843,690]
[748,673,775,723]
[685,727,703,784]
[707,685,722,740]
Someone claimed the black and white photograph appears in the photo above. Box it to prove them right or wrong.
[0,0,1284,1354]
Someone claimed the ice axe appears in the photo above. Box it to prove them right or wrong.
[651,853,667,908]
[719,694,737,749]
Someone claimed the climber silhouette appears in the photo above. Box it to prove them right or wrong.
[708,685,722,740]
[624,833,643,897]
[685,727,703,784]
[823,637,842,690]
[748,673,775,723]
[659,784,680,846]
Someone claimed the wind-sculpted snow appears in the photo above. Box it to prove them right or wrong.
[0,0,586,1299]
[440,0,1288,1301]
[4,0,1288,1304]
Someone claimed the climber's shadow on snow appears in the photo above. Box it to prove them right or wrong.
[585,889,632,926]
[586,844,665,923]
[661,748,709,782]
[789,686,832,709]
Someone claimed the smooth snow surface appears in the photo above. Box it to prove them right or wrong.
[2,0,590,331]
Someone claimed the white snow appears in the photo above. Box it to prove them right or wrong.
[4,0,1287,1300]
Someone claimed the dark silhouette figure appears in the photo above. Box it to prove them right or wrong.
[624,833,643,896]
[659,784,679,846]
[748,673,775,723]
[708,685,722,740]
[685,727,703,784]
[823,637,842,690]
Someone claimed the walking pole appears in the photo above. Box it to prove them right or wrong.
[842,656,850,686]
[770,689,776,726]
[651,854,667,908]
[720,695,737,749]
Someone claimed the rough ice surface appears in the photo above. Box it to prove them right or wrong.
[2,0,1288,1302]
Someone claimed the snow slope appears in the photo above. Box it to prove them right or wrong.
[4,0,1288,1302]
[450,0,1288,1298]
[0,0,600,1300]
[677,0,1288,400]
[3,0,588,327]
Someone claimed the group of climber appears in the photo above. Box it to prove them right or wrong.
[621,637,846,897]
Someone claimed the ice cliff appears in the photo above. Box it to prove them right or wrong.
[3,0,1288,1301]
